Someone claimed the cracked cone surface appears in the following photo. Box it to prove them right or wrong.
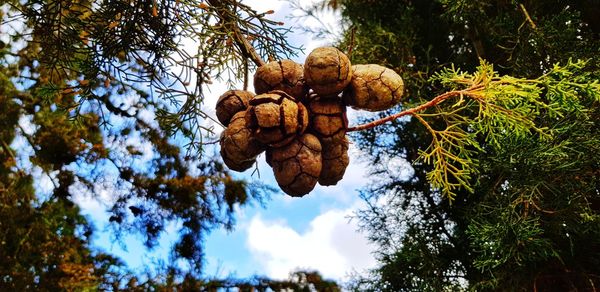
[215,90,253,126]
[268,133,322,197]
[318,137,350,186]
[254,60,308,100]
[220,111,265,171]
[343,64,404,111]
[304,47,352,97]
[245,90,308,147]
[306,96,348,143]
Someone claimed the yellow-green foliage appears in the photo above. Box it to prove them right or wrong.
[416,60,599,200]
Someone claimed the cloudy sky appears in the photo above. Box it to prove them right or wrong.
[72,0,383,284]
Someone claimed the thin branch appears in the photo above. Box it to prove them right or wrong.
[530,200,559,215]
[1,140,16,160]
[207,0,266,67]
[519,4,537,29]
[16,125,59,190]
[202,139,220,145]
[95,94,136,118]
[243,58,249,90]
[347,87,481,132]
[346,25,357,57]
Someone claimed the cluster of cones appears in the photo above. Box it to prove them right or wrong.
[216,46,404,197]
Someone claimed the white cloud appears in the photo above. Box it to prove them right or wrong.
[246,206,376,281]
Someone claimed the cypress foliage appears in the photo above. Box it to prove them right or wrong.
[324,0,600,290]
[0,0,327,289]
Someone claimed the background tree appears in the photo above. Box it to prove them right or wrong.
[0,0,323,288]
[297,0,600,290]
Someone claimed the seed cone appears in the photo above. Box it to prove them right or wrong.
[220,111,265,171]
[215,90,253,126]
[306,95,348,143]
[318,137,350,186]
[268,133,322,197]
[254,60,308,100]
[343,64,404,111]
[304,47,352,98]
[245,90,308,147]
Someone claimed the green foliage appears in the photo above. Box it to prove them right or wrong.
[321,0,600,290]
[109,269,341,291]
[418,60,600,199]
[0,0,298,289]
[0,165,104,290]
[176,270,341,292]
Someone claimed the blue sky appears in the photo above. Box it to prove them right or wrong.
[66,0,385,284]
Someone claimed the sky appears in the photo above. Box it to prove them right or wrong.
[67,0,387,285]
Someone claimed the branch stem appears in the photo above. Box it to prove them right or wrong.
[347,89,478,132]
[207,0,266,67]
[519,4,537,29]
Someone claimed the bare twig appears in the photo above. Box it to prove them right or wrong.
[519,4,537,29]
[346,26,357,57]
[346,87,482,132]
[530,201,558,215]
[1,140,16,159]
[243,59,249,90]
[202,139,220,145]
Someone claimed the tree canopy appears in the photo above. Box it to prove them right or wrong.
[318,0,600,290]
[0,0,321,289]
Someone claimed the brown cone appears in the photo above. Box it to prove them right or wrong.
[306,95,348,143]
[268,133,322,197]
[215,90,253,126]
[220,111,265,171]
[304,47,352,98]
[254,60,308,100]
[318,137,350,186]
[343,64,404,111]
[245,91,308,147]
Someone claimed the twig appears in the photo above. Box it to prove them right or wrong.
[346,26,357,57]
[243,59,249,90]
[16,125,60,190]
[202,139,220,145]
[207,0,266,67]
[346,88,481,132]
[530,200,558,215]
[519,4,537,29]
[250,160,261,179]
[1,140,16,159]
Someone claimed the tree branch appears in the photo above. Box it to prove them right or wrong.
[519,4,537,29]
[207,0,266,67]
[346,25,357,56]
[95,94,136,118]
[346,88,480,132]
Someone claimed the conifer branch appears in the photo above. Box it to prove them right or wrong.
[349,59,598,199]
[346,86,482,132]
[207,0,266,67]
